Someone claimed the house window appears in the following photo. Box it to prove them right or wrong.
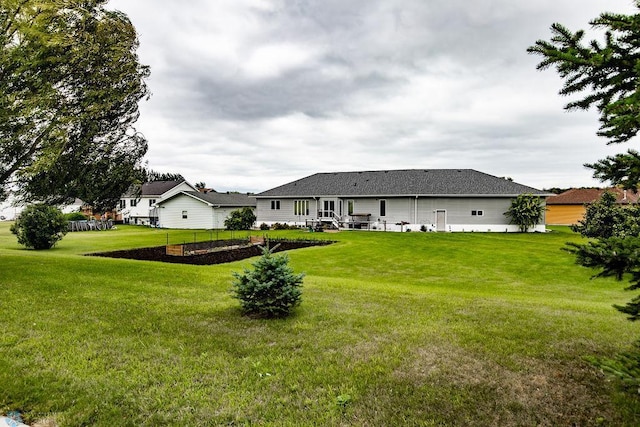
[182,210,188,219]
[379,199,386,217]
[471,210,484,216]
[294,200,309,216]
[149,199,156,206]
[130,199,137,207]
[271,200,280,210]
[347,200,354,215]
[119,200,126,209]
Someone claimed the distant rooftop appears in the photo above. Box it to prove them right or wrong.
[546,187,639,205]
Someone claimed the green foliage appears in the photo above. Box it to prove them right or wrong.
[144,170,185,183]
[615,205,640,238]
[272,222,299,230]
[224,207,256,230]
[567,191,640,324]
[544,187,571,195]
[0,0,150,210]
[588,150,640,191]
[10,204,68,249]
[586,340,640,393]
[64,212,88,221]
[504,194,546,232]
[571,192,625,238]
[566,237,640,282]
[231,246,304,318]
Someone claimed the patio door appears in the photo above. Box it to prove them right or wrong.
[321,200,335,217]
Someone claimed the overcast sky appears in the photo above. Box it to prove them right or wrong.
[107,0,637,193]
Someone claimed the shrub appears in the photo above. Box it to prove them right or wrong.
[571,191,624,238]
[571,191,640,239]
[231,246,304,318]
[259,222,270,230]
[272,223,299,230]
[10,204,68,249]
[224,207,256,230]
[504,194,546,232]
[64,212,88,221]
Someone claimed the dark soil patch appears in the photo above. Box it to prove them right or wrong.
[88,239,333,265]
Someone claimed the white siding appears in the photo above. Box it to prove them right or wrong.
[212,207,238,229]
[258,196,545,232]
[163,182,195,199]
[158,195,254,229]
[121,196,153,222]
[257,199,302,224]
[119,182,195,224]
[159,196,214,229]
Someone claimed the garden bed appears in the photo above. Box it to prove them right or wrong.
[88,238,333,265]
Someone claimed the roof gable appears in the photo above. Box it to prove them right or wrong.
[141,180,189,196]
[257,169,547,198]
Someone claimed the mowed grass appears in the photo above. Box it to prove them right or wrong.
[1,223,640,426]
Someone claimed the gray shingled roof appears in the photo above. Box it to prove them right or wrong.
[160,191,256,207]
[141,180,186,196]
[256,169,547,198]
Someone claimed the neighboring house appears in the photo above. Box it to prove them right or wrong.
[256,169,551,232]
[118,180,196,226]
[546,187,639,225]
[60,198,85,215]
[156,191,257,229]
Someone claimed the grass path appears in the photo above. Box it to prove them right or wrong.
[1,224,639,425]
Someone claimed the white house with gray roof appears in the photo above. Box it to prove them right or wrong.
[118,180,196,226]
[255,169,551,232]
[156,191,256,229]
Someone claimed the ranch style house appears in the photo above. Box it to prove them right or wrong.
[255,169,551,232]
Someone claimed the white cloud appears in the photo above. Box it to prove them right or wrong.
[107,0,639,193]
[241,42,321,80]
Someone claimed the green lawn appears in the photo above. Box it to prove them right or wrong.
[1,223,639,426]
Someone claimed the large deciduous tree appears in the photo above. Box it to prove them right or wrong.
[0,0,149,211]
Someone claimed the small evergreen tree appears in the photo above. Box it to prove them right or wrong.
[504,194,546,232]
[231,246,304,318]
[225,207,256,230]
[10,204,68,249]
